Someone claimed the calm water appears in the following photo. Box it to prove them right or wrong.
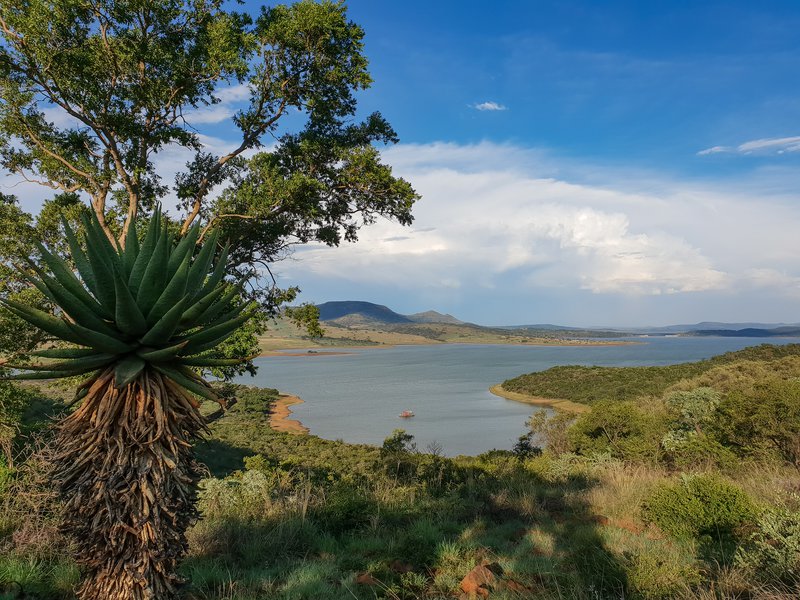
[236,337,800,456]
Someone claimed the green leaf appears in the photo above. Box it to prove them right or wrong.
[128,209,161,296]
[179,285,226,326]
[1,365,101,380]
[114,355,146,388]
[31,241,110,318]
[136,341,188,363]
[31,347,100,359]
[139,297,188,346]
[34,270,118,336]
[167,223,199,279]
[7,353,115,372]
[1,299,87,346]
[80,215,117,310]
[179,311,254,355]
[146,251,190,325]
[66,321,135,354]
[195,285,242,326]
[136,222,170,315]
[113,267,147,336]
[196,242,230,299]
[122,222,140,278]
[185,229,219,300]
[179,355,251,367]
[62,218,99,300]
[153,364,219,402]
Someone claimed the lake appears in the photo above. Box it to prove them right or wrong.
[236,337,800,456]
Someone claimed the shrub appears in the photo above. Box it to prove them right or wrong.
[735,505,800,584]
[569,400,668,463]
[526,409,573,457]
[713,380,800,467]
[642,474,756,540]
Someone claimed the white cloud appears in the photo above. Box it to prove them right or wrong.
[277,143,784,298]
[473,101,507,111]
[698,135,800,156]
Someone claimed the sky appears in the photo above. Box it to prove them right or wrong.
[8,1,800,327]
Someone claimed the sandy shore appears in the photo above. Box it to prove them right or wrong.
[489,384,590,414]
[269,394,309,434]
[260,350,355,357]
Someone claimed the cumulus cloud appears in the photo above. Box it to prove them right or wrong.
[277,143,774,299]
[698,136,800,156]
[473,101,507,111]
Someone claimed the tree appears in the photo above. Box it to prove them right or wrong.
[0,1,417,598]
[0,0,417,322]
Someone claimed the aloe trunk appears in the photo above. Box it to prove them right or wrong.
[1,208,252,599]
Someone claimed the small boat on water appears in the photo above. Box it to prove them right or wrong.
[398,410,415,418]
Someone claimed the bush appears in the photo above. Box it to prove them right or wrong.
[735,505,800,584]
[642,474,756,540]
[713,380,800,467]
[569,400,668,463]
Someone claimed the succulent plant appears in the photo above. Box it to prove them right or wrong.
[2,207,251,398]
[0,207,253,600]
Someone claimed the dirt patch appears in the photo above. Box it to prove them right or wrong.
[269,394,309,434]
[489,384,590,414]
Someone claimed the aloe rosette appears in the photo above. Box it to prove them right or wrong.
[0,208,253,600]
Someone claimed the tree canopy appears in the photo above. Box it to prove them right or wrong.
[0,0,418,358]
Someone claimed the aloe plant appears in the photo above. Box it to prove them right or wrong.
[1,208,253,599]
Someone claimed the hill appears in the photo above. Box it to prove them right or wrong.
[316,301,412,324]
[406,310,464,324]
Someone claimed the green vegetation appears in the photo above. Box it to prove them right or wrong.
[502,343,800,402]
[4,352,800,599]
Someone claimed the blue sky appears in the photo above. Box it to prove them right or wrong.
[268,0,800,326]
[9,1,800,326]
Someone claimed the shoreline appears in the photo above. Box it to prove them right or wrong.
[258,339,636,356]
[269,394,309,434]
[489,384,590,414]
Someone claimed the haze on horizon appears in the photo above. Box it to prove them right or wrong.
[6,0,800,328]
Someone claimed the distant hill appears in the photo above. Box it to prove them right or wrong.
[317,301,412,325]
[691,326,800,338]
[406,310,465,325]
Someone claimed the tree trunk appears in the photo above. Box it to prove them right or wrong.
[54,367,207,599]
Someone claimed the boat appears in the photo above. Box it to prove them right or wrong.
[398,410,414,418]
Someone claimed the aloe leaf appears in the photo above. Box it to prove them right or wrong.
[185,229,219,299]
[1,299,87,345]
[31,347,99,359]
[62,218,98,297]
[80,216,117,310]
[179,355,250,367]
[166,223,199,278]
[114,355,146,388]
[195,285,242,326]
[35,271,118,336]
[179,285,226,326]
[146,251,190,325]
[153,364,219,402]
[122,222,140,278]
[1,366,101,380]
[6,353,115,372]
[196,242,229,299]
[136,222,170,315]
[66,321,134,354]
[136,341,188,363]
[113,267,147,336]
[139,297,188,346]
[179,311,254,355]
[31,242,110,319]
[128,209,160,296]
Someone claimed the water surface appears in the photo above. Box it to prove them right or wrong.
[237,337,800,456]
